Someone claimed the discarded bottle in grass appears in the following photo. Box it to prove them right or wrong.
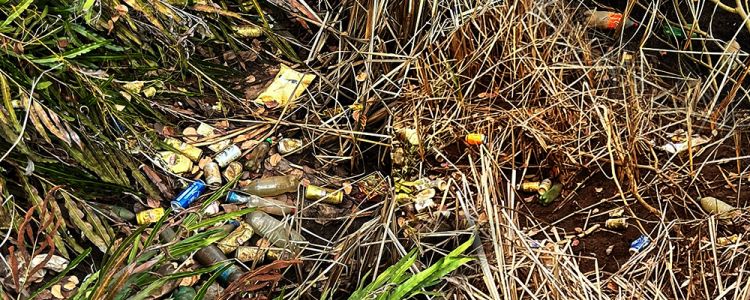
[539,183,562,206]
[215,144,242,168]
[584,10,636,30]
[193,244,245,284]
[204,162,222,186]
[244,139,272,172]
[700,196,739,219]
[629,235,650,254]
[246,211,306,252]
[136,208,164,225]
[241,175,299,197]
[277,138,304,154]
[171,286,197,300]
[226,191,296,215]
[661,24,698,39]
[171,180,206,211]
[93,204,135,222]
[305,185,343,204]
[464,133,486,145]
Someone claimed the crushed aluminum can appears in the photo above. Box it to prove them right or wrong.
[136,208,164,225]
[203,162,222,185]
[605,218,628,229]
[235,246,265,263]
[465,133,486,145]
[214,144,242,168]
[277,138,304,155]
[171,180,207,211]
[164,138,203,162]
[217,222,254,254]
[629,235,650,254]
[520,181,541,193]
[223,161,243,181]
[305,185,343,204]
[537,179,552,195]
[160,151,193,174]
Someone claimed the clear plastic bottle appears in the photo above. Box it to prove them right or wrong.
[245,211,306,252]
[226,191,296,215]
[241,175,299,197]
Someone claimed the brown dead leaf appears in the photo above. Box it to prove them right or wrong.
[182,127,198,142]
[268,154,282,167]
[146,198,161,209]
[342,182,352,195]
[240,140,257,150]
[198,157,211,169]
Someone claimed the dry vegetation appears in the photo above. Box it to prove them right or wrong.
[1,0,750,298]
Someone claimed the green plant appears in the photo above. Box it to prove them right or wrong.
[349,236,475,300]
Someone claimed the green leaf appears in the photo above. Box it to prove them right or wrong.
[185,207,255,232]
[387,237,475,300]
[194,263,231,300]
[32,41,108,64]
[349,249,418,300]
[0,0,33,28]
[36,81,52,90]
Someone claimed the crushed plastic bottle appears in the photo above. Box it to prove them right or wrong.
[226,191,296,215]
[241,175,299,197]
[245,211,306,252]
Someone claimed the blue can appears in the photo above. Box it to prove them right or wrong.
[171,180,206,211]
[629,235,650,254]
[226,191,245,204]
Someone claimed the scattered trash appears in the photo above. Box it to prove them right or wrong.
[255,64,316,108]
[609,207,625,217]
[305,185,343,204]
[539,183,563,206]
[165,137,203,161]
[245,139,272,172]
[226,191,295,215]
[160,151,193,174]
[236,246,265,263]
[215,144,242,167]
[584,10,637,30]
[700,196,740,220]
[242,175,299,197]
[537,179,552,195]
[629,235,650,254]
[136,207,165,225]
[520,181,541,193]
[246,211,307,252]
[171,180,207,211]
[172,286,197,300]
[223,161,243,181]
[716,235,740,246]
[464,133,486,145]
[204,162,222,185]
[278,138,304,154]
[661,24,698,39]
[217,222,254,253]
[605,218,628,229]
[413,188,437,212]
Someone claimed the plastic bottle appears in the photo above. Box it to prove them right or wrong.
[245,211,306,252]
[241,175,299,197]
[584,10,637,30]
[93,204,135,222]
[244,139,272,172]
[226,191,296,215]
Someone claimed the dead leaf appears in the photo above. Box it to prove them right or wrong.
[51,285,63,299]
[268,154,282,167]
[342,182,352,195]
[198,157,211,169]
[146,198,161,209]
[182,127,198,142]
[355,72,367,82]
[240,140,258,150]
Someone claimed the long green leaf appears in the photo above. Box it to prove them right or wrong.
[0,0,33,28]
[32,41,108,64]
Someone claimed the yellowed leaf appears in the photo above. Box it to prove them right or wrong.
[269,153,282,167]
